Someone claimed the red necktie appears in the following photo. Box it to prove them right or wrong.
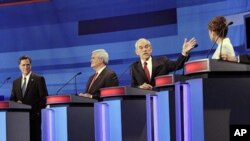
[87,73,98,93]
[143,62,150,81]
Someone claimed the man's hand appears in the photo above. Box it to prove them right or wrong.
[17,100,22,103]
[78,93,93,98]
[182,37,197,56]
[139,83,153,90]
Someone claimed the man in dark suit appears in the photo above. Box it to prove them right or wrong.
[221,54,250,64]
[130,38,197,90]
[79,49,119,99]
[10,55,48,141]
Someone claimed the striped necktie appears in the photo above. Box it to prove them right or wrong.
[22,77,27,96]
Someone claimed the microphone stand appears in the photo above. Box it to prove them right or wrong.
[0,77,11,89]
[74,76,78,95]
[206,31,223,58]
[56,72,82,95]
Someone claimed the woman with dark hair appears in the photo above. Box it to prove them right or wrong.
[208,16,235,59]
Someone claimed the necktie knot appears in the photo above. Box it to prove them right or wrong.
[144,62,147,66]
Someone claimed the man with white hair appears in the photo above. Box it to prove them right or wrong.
[79,49,119,99]
[130,38,197,90]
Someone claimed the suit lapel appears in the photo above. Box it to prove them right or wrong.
[17,77,23,97]
[87,68,107,93]
[90,68,106,92]
[24,74,34,97]
[151,58,158,82]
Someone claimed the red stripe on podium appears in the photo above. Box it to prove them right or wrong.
[100,86,125,97]
[185,59,209,74]
[46,95,71,105]
[0,101,10,108]
[155,75,174,87]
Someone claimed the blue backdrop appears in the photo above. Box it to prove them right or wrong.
[0,0,249,98]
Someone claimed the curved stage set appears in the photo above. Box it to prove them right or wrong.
[1,59,250,141]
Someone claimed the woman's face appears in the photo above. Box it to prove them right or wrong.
[208,30,216,42]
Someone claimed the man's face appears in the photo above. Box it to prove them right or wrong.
[135,40,152,61]
[90,53,103,69]
[19,59,31,76]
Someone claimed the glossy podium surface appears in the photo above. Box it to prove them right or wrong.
[46,94,97,105]
[0,101,31,141]
[42,95,97,141]
[184,59,250,77]
[100,86,155,97]
[95,86,155,141]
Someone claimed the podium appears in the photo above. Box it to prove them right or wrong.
[176,59,250,141]
[0,101,31,141]
[185,58,250,77]
[42,95,97,141]
[94,86,155,141]
[154,74,190,141]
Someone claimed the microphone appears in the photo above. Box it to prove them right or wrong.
[227,21,233,26]
[56,72,82,95]
[194,44,199,48]
[206,21,233,58]
[0,77,11,89]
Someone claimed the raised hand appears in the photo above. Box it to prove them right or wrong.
[182,37,197,56]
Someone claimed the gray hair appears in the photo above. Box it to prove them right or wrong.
[134,38,152,49]
[92,49,109,65]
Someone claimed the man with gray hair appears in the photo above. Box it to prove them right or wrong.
[130,37,197,90]
[79,49,119,99]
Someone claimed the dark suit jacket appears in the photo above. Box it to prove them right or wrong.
[85,67,119,99]
[10,73,48,118]
[239,54,250,64]
[130,54,189,88]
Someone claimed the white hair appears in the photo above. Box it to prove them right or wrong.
[134,38,152,49]
[92,49,109,64]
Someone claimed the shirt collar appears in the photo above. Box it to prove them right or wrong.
[96,66,106,76]
[22,72,32,79]
[140,56,152,65]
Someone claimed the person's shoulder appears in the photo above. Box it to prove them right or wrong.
[31,73,44,79]
[131,60,140,65]
[223,38,233,46]
[105,67,117,74]
[153,56,168,62]
[13,76,22,83]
